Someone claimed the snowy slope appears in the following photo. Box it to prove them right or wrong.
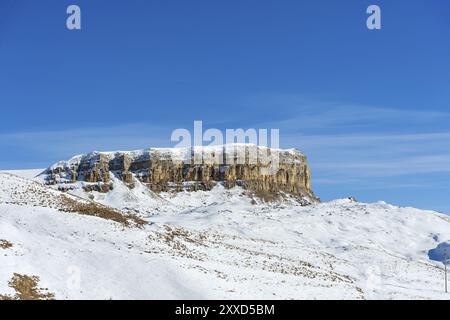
[65,174,175,216]
[0,169,44,180]
[0,171,449,299]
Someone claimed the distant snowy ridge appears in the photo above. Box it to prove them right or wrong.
[0,169,44,180]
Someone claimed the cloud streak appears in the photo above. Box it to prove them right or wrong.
[241,95,450,195]
[0,123,173,168]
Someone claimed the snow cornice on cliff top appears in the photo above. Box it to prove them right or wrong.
[46,144,305,171]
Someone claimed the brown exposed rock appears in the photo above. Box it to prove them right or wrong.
[41,145,318,202]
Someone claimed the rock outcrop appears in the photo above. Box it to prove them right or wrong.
[39,144,318,202]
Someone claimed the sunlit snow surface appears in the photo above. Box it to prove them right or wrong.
[0,170,449,299]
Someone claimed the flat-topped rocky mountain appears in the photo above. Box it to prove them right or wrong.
[39,144,317,202]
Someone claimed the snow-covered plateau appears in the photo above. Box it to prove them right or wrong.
[0,168,449,300]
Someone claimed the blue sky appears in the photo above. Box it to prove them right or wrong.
[1,0,450,212]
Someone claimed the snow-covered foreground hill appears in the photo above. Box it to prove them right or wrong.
[0,171,449,299]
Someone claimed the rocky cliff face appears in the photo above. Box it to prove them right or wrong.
[39,144,317,202]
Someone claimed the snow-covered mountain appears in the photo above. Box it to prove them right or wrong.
[37,144,317,203]
[0,146,449,300]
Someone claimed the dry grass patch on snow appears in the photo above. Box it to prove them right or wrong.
[0,239,13,249]
[0,273,55,300]
[59,195,147,228]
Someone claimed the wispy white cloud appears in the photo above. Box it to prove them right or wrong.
[282,131,450,178]
[0,123,174,168]
[242,94,450,133]
[242,94,450,184]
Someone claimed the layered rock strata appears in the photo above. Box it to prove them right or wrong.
[40,144,317,201]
